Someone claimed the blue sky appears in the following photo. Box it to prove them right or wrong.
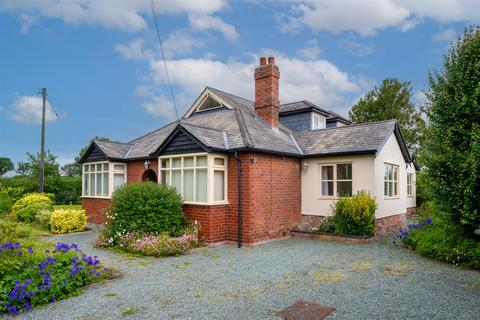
[0,0,476,168]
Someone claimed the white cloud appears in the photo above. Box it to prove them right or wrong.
[188,14,239,41]
[413,90,427,107]
[142,93,190,120]
[296,39,322,59]
[339,37,374,57]
[114,38,153,60]
[433,28,457,42]
[148,55,361,114]
[279,0,480,36]
[0,0,228,32]
[19,13,38,33]
[11,95,57,124]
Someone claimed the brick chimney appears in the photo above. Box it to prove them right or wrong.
[254,56,280,128]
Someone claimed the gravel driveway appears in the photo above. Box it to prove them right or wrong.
[4,228,480,320]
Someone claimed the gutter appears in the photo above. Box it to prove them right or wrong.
[235,152,243,248]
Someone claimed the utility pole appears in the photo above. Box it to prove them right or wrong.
[39,88,47,193]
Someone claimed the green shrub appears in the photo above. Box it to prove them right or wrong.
[330,191,376,236]
[107,182,184,243]
[0,220,31,243]
[0,183,24,204]
[35,209,53,231]
[315,216,335,233]
[0,192,12,215]
[16,203,53,223]
[0,241,101,314]
[50,209,87,234]
[399,219,480,269]
[13,193,54,213]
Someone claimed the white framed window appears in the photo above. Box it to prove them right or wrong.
[384,163,399,198]
[320,163,352,197]
[82,162,127,198]
[312,113,326,130]
[407,173,414,197]
[159,153,227,205]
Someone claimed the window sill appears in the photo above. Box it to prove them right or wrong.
[184,201,229,206]
[385,196,400,200]
[81,196,112,200]
[318,196,339,200]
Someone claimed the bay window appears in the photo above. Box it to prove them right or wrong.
[159,153,227,204]
[320,163,352,197]
[384,163,399,198]
[82,162,127,198]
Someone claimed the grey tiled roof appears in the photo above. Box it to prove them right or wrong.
[293,120,397,156]
[83,87,406,162]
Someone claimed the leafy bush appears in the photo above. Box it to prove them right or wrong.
[16,203,53,223]
[0,241,101,315]
[330,191,376,236]
[0,183,24,203]
[315,217,335,233]
[396,218,480,269]
[35,209,53,231]
[0,220,31,243]
[0,192,12,215]
[13,193,54,213]
[50,209,87,234]
[107,182,184,242]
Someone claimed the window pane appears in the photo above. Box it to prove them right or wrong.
[337,181,352,197]
[172,158,182,168]
[84,165,89,173]
[214,158,225,166]
[196,169,207,202]
[384,165,388,180]
[321,166,334,180]
[384,181,388,196]
[393,167,398,181]
[388,181,393,197]
[214,170,225,201]
[171,171,182,193]
[96,164,102,171]
[103,163,109,171]
[113,164,125,171]
[183,157,194,167]
[337,164,352,180]
[321,181,334,196]
[161,159,170,168]
[103,173,109,196]
[196,156,207,167]
[183,170,194,201]
[90,174,96,196]
[394,181,398,196]
[388,165,393,180]
[83,174,89,194]
[113,174,125,191]
[96,173,102,195]
[90,164,95,172]
[161,171,169,186]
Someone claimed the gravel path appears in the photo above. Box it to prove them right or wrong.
[4,228,480,320]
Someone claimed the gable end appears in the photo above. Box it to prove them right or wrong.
[79,143,108,163]
[153,127,209,156]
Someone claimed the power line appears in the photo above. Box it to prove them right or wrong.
[149,0,180,121]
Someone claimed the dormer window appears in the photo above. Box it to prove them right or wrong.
[196,94,223,112]
[312,113,326,130]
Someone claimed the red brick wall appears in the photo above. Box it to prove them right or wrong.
[82,197,110,224]
[127,159,158,183]
[254,57,280,128]
[375,213,406,236]
[183,204,228,243]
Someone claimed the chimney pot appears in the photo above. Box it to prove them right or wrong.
[254,56,280,128]
[259,57,267,66]
[268,57,275,64]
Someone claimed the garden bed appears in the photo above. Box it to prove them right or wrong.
[290,229,376,244]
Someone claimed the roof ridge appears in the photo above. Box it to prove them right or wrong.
[294,119,397,135]
[206,86,254,104]
[234,108,253,148]
[128,120,179,144]
[94,139,131,145]
[181,122,225,133]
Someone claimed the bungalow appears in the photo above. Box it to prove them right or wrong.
[79,56,416,246]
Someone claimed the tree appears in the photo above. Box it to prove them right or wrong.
[349,78,426,152]
[423,26,480,233]
[0,157,14,177]
[16,151,60,178]
[61,136,110,177]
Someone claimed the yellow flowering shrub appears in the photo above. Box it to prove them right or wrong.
[12,193,54,213]
[50,209,87,234]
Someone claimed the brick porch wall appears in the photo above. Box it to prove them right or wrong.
[183,204,228,243]
[82,198,110,224]
[375,213,406,236]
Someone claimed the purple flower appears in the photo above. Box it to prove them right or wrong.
[38,262,47,270]
[28,247,33,254]
[17,251,22,255]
